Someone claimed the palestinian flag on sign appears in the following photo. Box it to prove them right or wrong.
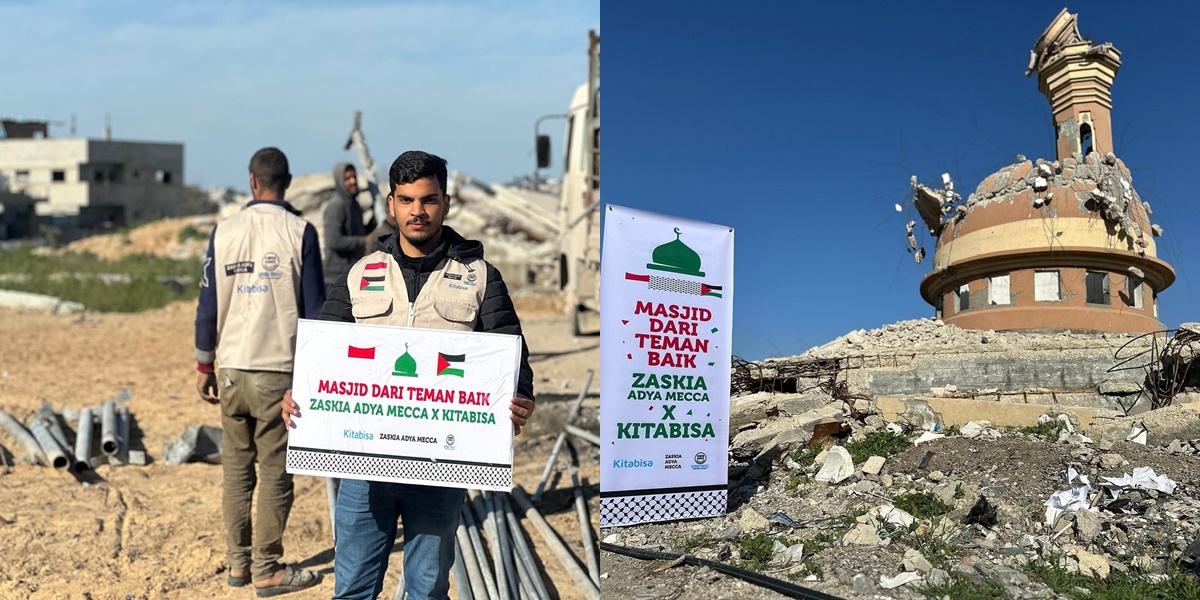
[360,261,386,291]
[437,352,465,377]
[625,272,722,298]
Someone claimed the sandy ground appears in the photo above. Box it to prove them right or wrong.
[0,294,599,600]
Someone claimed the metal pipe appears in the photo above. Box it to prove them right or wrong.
[469,490,506,600]
[532,369,593,502]
[29,419,69,470]
[491,492,519,600]
[456,516,490,600]
[563,425,600,447]
[326,478,339,543]
[509,485,599,600]
[462,500,499,600]
[566,440,600,584]
[452,535,475,600]
[500,494,551,600]
[36,402,69,449]
[73,407,94,472]
[100,401,118,456]
[117,405,130,457]
[0,408,46,465]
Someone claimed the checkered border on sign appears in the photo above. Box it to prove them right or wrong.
[600,490,726,526]
[649,275,701,296]
[287,449,511,489]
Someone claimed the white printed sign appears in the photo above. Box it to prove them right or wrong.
[285,319,521,492]
[599,205,734,526]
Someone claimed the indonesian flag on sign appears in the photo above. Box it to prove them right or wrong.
[361,262,386,291]
[347,345,376,359]
[437,353,465,377]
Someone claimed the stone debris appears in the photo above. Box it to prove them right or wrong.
[862,455,886,476]
[814,446,853,484]
[879,571,922,589]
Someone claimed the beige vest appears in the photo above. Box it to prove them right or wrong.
[346,250,488,330]
[213,203,308,372]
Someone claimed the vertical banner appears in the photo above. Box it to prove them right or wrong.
[599,205,733,526]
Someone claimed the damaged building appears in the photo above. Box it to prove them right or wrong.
[0,118,185,233]
[912,8,1173,334]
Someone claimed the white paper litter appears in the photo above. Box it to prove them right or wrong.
[913,431,945,446]
[1126,422,1148,445]
[1044,468,1095,521]
[870,504,917,529]
[879,572,922,589]
[1100,466,1176,498]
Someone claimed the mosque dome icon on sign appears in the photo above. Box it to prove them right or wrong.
[392,344,418,377]
[646,227,704,277]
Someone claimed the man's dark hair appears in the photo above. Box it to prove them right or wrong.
[388,151,447,194]
[249,147,291,194]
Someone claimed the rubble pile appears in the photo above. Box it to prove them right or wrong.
[799,318,1151,360]
[602,394,1200,599]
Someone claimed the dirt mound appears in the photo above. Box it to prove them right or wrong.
[54,216,216,261]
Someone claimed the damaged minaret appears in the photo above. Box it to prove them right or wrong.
[912,8,1173,334]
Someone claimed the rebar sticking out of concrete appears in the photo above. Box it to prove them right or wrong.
[532,369,593,502]
[100,400,118,456]
[74,407,94,471]
[0,408,45,465]
[510,485,600,600]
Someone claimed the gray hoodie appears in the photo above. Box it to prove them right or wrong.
[322,162,377,285]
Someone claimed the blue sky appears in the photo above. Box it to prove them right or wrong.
[603,1,1200,361]
[0,0,598,187]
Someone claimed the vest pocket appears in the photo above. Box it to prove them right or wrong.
[433,298,478,325]
[352,298,394,320]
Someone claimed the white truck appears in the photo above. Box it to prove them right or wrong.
[537,30,600,335]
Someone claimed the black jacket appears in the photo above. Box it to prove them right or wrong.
[320,226,535,401]
[322,162,377,285]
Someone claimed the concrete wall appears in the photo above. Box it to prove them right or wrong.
[0,138,184,223]
[854,351,1144,397]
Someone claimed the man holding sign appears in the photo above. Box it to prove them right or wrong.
[282,151,534,600]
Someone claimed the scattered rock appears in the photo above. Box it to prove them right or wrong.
[814,446,854,484]
[1075,549,1111,579]
[862,455,886,476]
[843,523,886,546]
[1074,510,1103,545]
[903,549,933,573]
[739,509,770,533]
[1099,453,1125,469]
[927,568,950,587]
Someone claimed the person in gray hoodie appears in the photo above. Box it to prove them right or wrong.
[323,163,377,286]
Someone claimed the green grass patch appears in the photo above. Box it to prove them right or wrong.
[802,532,839,557]
[1010,420,1066,440]
[737,533,775,570]
[177,225,211,243]
[942,424,961,436]
[893,492,954,520]
[785,474,811,492]
[790,443,820,466]
[845,429,910,464]
[680,533,717,553]
[920,575,1007,599]
[0,248,201,312]
[1024,557,1200,600]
